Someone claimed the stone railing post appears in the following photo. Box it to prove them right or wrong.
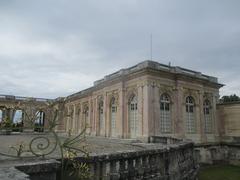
[88,163,96,180]
[142,155,150,176]
[164,152,170,177]
[127,158,134,178]
[101,161,107,179]
[119,159,127,179]
[149,154,157,174]
[104,162,111,180]
[135,157,143,178]
[110,161,119,180]
[155,154,163,177]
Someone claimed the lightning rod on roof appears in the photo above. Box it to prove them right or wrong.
[150,33,152,60]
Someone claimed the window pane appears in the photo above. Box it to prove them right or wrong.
[160,94,171,133]
[204,100,212,133]
[129,95,138,138]
[160,103,164,110]
[190,106,193,113]
[206,108,209,114]
[165,104,170,111]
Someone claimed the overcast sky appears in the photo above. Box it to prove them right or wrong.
[0,0,240,98]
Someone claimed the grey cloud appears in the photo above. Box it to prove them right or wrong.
[0,0,240,98]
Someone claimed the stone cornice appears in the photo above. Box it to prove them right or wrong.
[66,60,223,102]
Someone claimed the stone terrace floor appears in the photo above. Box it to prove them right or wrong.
[0,132,172,167]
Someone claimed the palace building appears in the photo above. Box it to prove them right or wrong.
[1,60,239,144]
[62,60,224,143]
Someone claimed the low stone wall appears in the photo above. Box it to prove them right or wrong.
[149,136,183,144]
[76,142,198,180]
[0,167,29,180]
[16,160,60,180]
[194,143,240,166]
[0,160,60,180]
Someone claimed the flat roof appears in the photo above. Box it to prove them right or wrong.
[94,60,220,85]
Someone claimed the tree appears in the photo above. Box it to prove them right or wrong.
[220,94,240,103]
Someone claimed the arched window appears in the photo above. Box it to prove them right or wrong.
[98,100,104,135]
[34,111,45,132]
[160,94,171,133]
[204,100,212,133]
[13,110,23,124]
[110,97,117,137]
[186,96,195,133]
[12,110,24,132]
[129,95,138,138]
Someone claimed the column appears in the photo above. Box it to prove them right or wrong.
[119,82,125,138]
[175,80,184,138]
[72,105,76,134]
[198,90,205,142]
[142,84,150,138]
[137,85,143,137]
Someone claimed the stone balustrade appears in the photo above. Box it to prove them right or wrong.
[75,142,198,180]
[0,142,198,180]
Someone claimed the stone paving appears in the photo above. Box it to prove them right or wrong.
[0,132,167,166]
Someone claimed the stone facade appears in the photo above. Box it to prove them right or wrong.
[61,60,223,143]
[217,102,240,142]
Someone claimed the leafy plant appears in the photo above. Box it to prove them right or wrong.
[3,118,12,128]
[62,126,90,180]
[63,147,90,179]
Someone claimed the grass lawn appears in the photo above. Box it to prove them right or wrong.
[198,165,240,180]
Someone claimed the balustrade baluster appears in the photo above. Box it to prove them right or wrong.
[110,160,118,180]
[119,159,127,179]
[101,161,107,179]
[135,157,142,178]
[128,158,134,178]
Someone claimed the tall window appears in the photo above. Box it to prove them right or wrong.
[35,111,45,132]
[12,110,24,132]
[204,100,212,133]
[110,97,117,137]
[13,110,23,124]
[186,96,195,133]
[99,101,104,135]
[160,94,171,133]
[129,95,138,138]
